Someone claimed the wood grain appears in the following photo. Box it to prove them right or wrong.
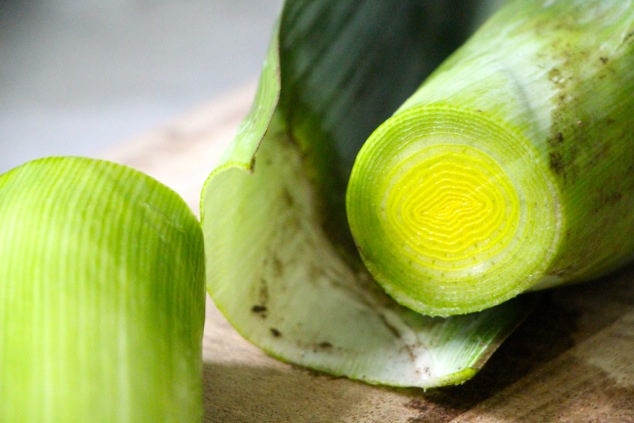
[102,85,634,423]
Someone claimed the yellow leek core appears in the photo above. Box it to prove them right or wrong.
[384,145,520,274]
[347,106,561,316]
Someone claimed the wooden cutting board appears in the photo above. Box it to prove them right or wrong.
[102,84,634,423]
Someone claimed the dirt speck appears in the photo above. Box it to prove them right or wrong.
[549,151,565,175]
[251,305,268,316]
[556,132,564,142]
[548,131,564,148]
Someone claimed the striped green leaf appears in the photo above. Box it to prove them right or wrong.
[0,157,205,422]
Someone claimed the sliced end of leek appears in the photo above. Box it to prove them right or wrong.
[347,105,562,316]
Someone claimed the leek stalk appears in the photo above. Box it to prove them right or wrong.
[201,0,537,389]
[347,0,634,316]
[0,157,205,422]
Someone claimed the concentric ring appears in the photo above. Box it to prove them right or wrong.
[384,145,520,272]
[346,105,561,315]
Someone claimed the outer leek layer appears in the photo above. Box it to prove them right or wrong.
[347,0,634,316]
[0,157,205,422]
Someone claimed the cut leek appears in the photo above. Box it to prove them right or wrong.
[201,0,536,389]
[0,157,205,422]
[348,0,634,316]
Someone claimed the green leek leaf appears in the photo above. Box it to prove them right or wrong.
[0,157,205,422]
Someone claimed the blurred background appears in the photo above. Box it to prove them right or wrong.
[0,0,283,173]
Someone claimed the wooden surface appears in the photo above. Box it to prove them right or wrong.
[102,85,634,423]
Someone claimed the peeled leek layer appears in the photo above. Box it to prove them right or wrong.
[0,157,205,422]
[348,0,634,316]
[202,0,537,389]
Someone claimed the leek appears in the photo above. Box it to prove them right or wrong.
[347,0,634,316]
[0,157,205,422]
[201,0,537,389]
